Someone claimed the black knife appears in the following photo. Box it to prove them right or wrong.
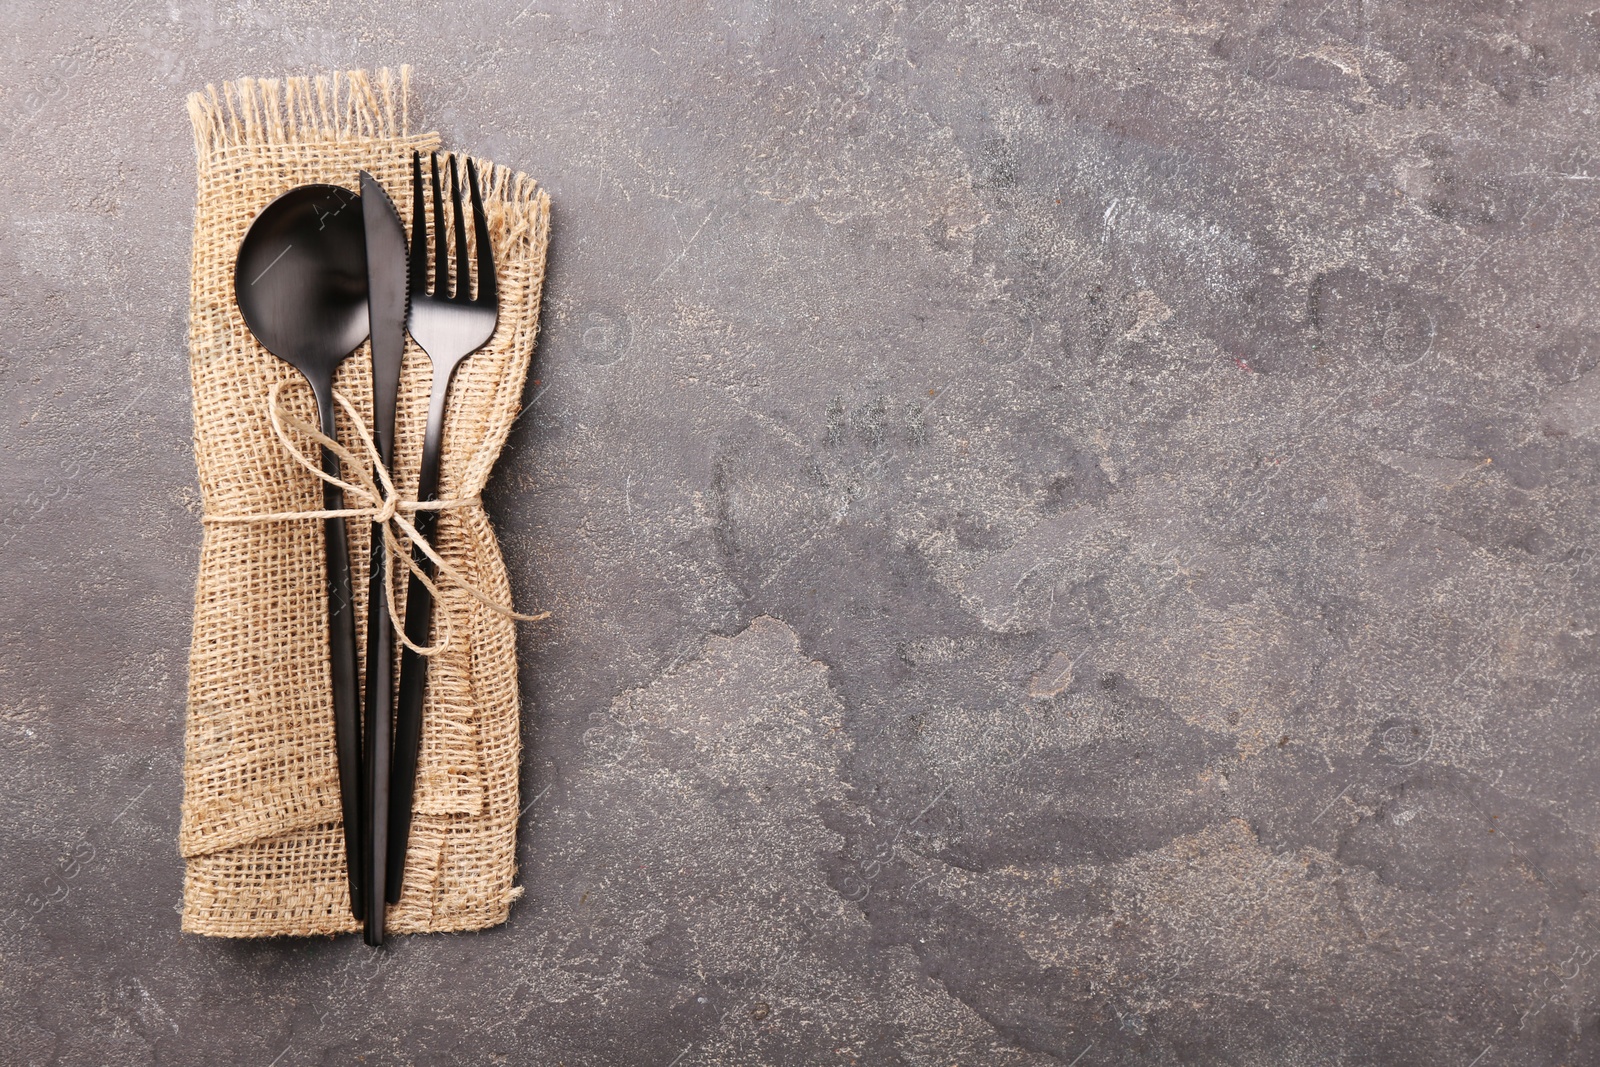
[359,170,409,946]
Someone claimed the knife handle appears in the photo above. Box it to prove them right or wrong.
[362,510,394,944]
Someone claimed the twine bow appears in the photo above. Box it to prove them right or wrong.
[205,381,547,656]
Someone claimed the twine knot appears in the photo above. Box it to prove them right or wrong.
[370,486,400,527]
[203,380,547,656]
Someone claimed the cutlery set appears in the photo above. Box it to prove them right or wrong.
[232,153,497,945]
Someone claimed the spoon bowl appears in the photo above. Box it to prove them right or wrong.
[235,184,370,389]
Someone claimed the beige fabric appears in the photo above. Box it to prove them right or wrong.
[180,68,550,937]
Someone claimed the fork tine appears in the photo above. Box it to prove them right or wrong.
[449,156,469,303]
[467,158,496,306]
[430,152,448,298]
[409,151,428,296]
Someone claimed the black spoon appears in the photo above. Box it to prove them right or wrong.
[234,183,370,922]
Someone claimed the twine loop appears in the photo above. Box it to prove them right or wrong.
[204,380,547,656]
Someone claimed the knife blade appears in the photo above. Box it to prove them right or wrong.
[359,170,409,947]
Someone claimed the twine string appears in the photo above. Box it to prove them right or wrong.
[205,380,548,656]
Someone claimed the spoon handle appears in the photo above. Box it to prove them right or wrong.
[318,438,367,923]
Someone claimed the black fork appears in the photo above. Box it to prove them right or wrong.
[379,152,498,934]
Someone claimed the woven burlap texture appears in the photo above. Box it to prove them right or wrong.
[180,68,550,937]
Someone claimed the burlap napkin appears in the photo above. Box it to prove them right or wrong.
[180,68,550,936]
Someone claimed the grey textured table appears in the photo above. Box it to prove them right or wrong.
[4,2,1599,1064]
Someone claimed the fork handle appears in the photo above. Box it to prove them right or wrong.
[361,506,394,945]
[385,372,453,901]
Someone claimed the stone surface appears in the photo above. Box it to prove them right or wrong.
[3,1,1600,1063]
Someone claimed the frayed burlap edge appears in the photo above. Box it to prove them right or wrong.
[188,67,411,155]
